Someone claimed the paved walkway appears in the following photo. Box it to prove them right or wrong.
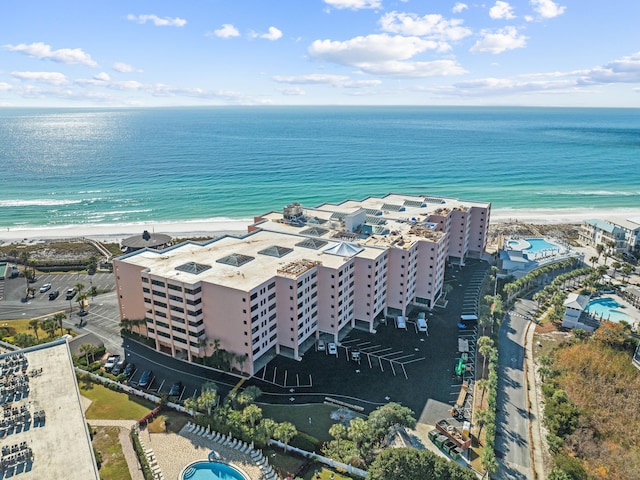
[87,419,145,480]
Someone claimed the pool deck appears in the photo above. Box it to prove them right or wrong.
[144,426,266,480]
[588,293,640,327]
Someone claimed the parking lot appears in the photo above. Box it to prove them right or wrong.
[245,259,489,424]
[0,272,123,353]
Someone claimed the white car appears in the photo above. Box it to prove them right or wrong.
[317,339,326,351]
[328,342,338,356]
[39,283,52,293]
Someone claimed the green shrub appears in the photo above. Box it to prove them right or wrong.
[289,431,318,452]
[553,453,586,480]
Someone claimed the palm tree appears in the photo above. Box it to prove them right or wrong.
[77,293,88,313]
[589,256,598,267]
[476,378,489,404]
[611,261,622,278]
[79,343,97,365]
[53,312,67,336]
[197,390,218,415]
[75,282,85,297]
[329,423,347,450]
[478,336,494,378]
[28,319,40,340]
[273,421,297,448]
[596,243,605,260]
[474,408,490,439]
[242,404,263,428]
[184,397,198,417]
[41,318,57,338]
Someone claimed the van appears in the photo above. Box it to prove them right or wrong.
[417,318,428,333]
[138,369,153,389]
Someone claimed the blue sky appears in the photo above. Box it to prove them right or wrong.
[2,0,640,107]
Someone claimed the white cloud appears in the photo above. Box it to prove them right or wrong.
[126,14,187,27]
[356,59,466,77]
[530,0,566,19]
[273,74,350,85]
[4,42,98,67]
[211,24,240,39]
[273,74,383,88]
[261,27,283,41]
[490,1,515,20]
[113,62,140,73]
[11,71,68,85]
[0,82,12,91]
[278,87,306,96]
[309,34,439,66]
[470,27,527,54]
[453,3,468,13]
[379,12,472,42]
[432,76,576,97]
[323,0,381,10]
[94,72,111,82]
[580,52,640,84]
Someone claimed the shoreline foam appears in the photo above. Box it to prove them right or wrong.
[2,207,640,244]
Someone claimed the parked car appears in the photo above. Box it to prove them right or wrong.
[168,381,182,397]
[417,318,428,333]
[317,339,326,351]
[138,369,153,388]
[39,283,52,293]
[111,358,127,375]
[48,290,60,300]
[65,288,76,300]
[122,363,135,378]
[104,355,120,372]
[328,342,338,356]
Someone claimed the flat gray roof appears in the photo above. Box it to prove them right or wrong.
[0,339,99,479]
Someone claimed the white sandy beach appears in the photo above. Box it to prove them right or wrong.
[0,219,253,244]
[2,208,640,244]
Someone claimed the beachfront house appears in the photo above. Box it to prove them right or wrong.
[113,193,491,375]
[580,218,640,255]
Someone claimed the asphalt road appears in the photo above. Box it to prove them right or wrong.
[495,297,538,479]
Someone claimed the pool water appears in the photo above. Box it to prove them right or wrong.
[523,238,560,255]
[182,461,249,480]
[585,297,632,323]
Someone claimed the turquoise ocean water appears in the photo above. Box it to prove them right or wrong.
[0,106,638,229]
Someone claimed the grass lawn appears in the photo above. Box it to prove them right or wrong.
[92,426,132,480]
[147,411,190,434]
[1,317,66,340]
[259,403,351,444]
[302,465,355,480]
[80,380,154,420]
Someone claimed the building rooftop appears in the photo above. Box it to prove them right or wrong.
[0,339,99,479]
[118,193,489,290]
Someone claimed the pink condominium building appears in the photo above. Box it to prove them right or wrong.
[114,193,490,375]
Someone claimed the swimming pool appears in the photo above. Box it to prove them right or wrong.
[585,297,632,323]
[523,238,561,255]
[181,461,250,480]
